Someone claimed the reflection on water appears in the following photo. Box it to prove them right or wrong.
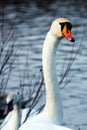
[0,0,87,129]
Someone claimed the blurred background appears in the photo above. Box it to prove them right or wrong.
[0,0,87,130]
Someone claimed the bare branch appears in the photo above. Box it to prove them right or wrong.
[23,76,44,123]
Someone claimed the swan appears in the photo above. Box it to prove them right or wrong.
[0,93,21,130]
[0,93,38,130]
[19,18,75,130]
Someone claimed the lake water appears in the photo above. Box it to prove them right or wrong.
[0,0,87,130]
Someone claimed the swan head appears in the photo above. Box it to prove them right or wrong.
[6,93,15,104]
[4,93,20,115]
[50,18,75,42]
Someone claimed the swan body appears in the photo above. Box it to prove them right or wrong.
[19,18,75,130]
[21,107,38,124]
[0,93,21,130]
[19,122,72,130]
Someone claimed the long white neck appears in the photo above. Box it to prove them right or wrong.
[42,31,63,125]
[13,104,21,130]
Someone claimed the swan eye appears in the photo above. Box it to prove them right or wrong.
[59,22,65,31]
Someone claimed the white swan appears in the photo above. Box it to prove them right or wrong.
[0,93,21,130]
[19,18,75,130]
[0,93,38,130]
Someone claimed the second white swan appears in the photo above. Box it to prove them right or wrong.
[0,93,21,130]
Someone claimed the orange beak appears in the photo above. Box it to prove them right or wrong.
[62,25,75,42]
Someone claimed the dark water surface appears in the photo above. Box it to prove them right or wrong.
[0,0,87,130]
